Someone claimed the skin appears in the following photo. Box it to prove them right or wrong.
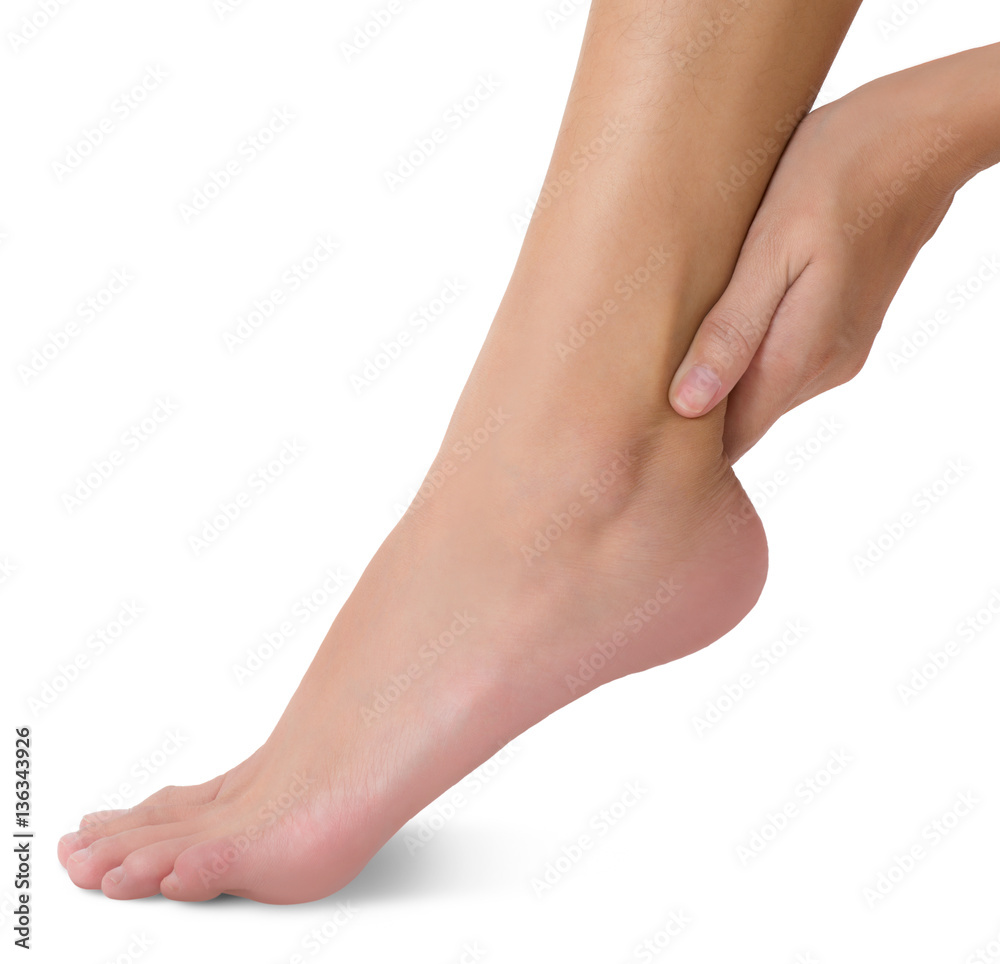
[57,0,861,904]
[670,42,1000,460]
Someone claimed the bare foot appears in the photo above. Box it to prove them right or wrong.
[57,371,766,901]
[55,0,858,903]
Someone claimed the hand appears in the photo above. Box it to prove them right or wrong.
[668,49,990,461]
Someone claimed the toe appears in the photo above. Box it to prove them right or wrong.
[58,830,92,868]
[102,833,209,901]
[161,837,250,902]
[66,822,198,890]
[78,775,225,832]
[79,803,205,839]
[79,808,129,829]
[136,775,226,809]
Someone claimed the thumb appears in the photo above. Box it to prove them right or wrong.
[669,234,791,418]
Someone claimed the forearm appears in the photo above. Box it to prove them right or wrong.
[840,43,1000,198]
[939,42,1000,181]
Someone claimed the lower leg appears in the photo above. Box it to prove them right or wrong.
[59,0,860,903]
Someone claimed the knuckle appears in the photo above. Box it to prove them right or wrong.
[745,213,800,278]
[148,785,179,801]
[810,339,841,375]
[122,850,155,877]
[744,216,783,260]
[837,352,867,384]
[700,307,759,368]
[825,328,872,386]
[807,321,854,377]
[799,346,863,397]
[86,822,115,841]
[90,836,116,856]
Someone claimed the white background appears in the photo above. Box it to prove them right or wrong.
[2,0,1000,961]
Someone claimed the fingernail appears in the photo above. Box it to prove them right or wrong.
[675,365,721,416]
[69,847,91,863]
[105,867,125,887]
[60,832,81,847]
[161,872,180,892]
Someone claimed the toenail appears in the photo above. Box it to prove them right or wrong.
[105,868,125,886]
[61,832,81,846]
[161,872,180,891]
[69,847,91,863]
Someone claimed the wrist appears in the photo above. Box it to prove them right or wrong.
[921,44,1000,189]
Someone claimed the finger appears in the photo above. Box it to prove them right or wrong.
[722,352,789,464]
[722,263,851,462]
[670,229,792,418]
